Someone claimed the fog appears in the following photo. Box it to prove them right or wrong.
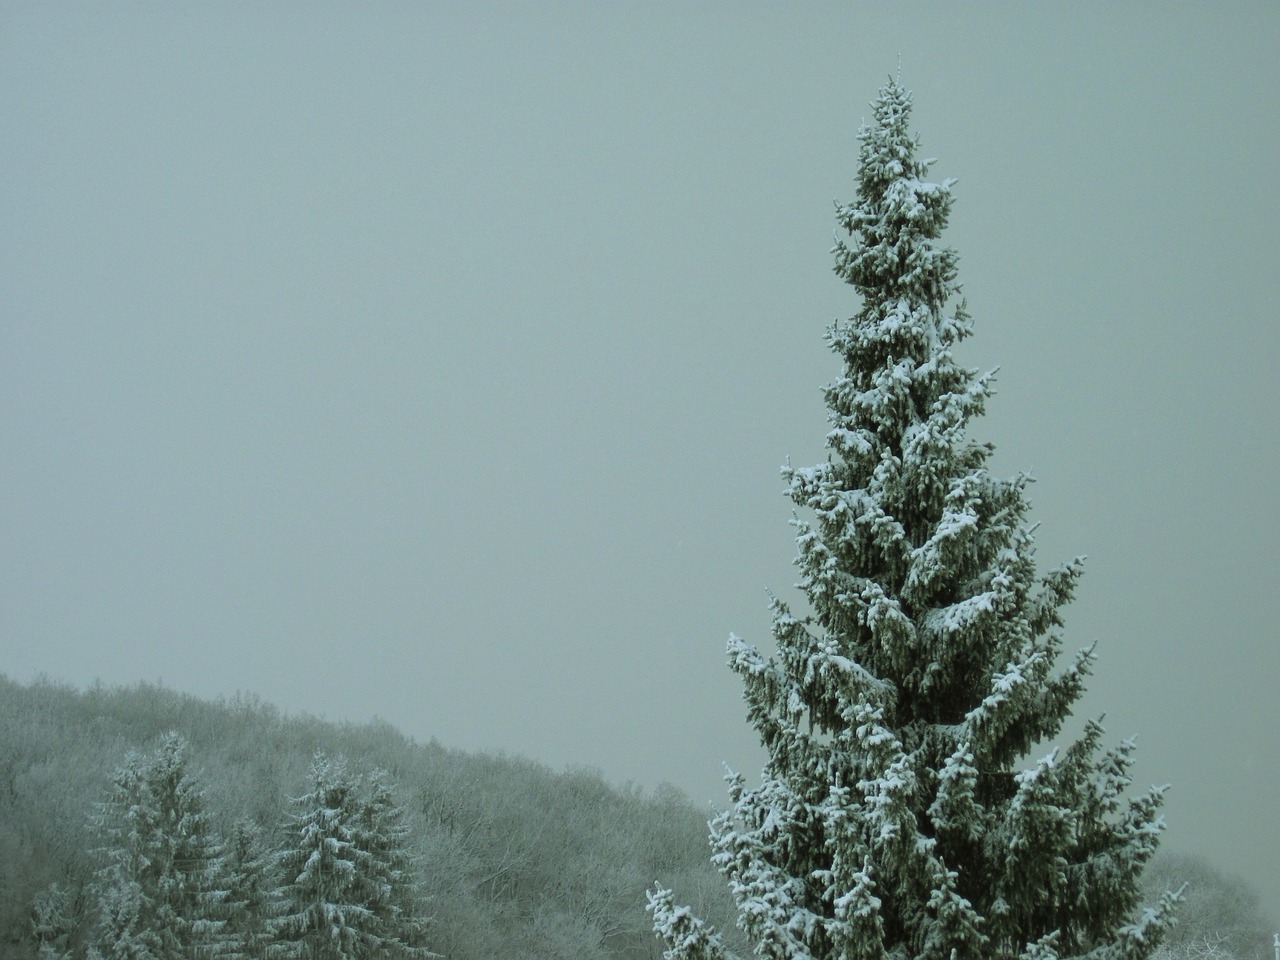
[2,3,1276,917]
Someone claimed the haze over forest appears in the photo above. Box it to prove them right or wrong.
[2,1,1278,922]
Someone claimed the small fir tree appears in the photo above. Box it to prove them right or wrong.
[650,77,1176,960]
[89,732,225,960]
[91,877,159,960]
[31,882,76,960]
[219,818,275,960]
[352,769,434,958]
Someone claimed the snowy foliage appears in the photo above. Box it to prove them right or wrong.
[218,818,274,960]
[87,732,225,960]
[1143,853,1276,960]
[31,882,76,960]
[652,77,1176,960]
[648,887,737,960]
[8,677,742,960]
[270,753,432,960]
[351,768,434,957]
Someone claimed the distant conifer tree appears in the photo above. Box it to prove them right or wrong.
[219,818,274,960]
[89,732,225,960]
[31,882,76,960]
[271,754,432,960]
[353,769,434,958]
[271,754,374,960]
[650,76,1177,960]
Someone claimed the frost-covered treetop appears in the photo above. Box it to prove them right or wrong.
[836,79,961,313]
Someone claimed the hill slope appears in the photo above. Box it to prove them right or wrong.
[0,673,743,960]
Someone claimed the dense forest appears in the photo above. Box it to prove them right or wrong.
[0,674,746,959]
[0,674,1271,959]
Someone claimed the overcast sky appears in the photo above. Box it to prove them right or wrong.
[3,2,1277,919]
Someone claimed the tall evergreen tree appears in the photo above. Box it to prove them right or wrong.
[89,732,225,960]
[650,77,1176,960]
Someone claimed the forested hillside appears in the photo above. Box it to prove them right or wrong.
[1,675,1270,959]
[0,674,744,959]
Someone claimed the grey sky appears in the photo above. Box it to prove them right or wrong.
[3,3,1277,918]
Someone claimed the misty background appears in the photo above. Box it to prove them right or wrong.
[3,3,1277,918]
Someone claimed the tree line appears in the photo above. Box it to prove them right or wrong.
[0,677,1271,960]
[0,674,745,960]
[33,731,428,958]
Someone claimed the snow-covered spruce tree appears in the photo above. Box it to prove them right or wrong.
[89,732,225,960]
[650,77,1176,960]
[271,754,430,959]
[219,818,275,960]
[31,882,76,960]
[352,769,434,958]
[271,754,374,960]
